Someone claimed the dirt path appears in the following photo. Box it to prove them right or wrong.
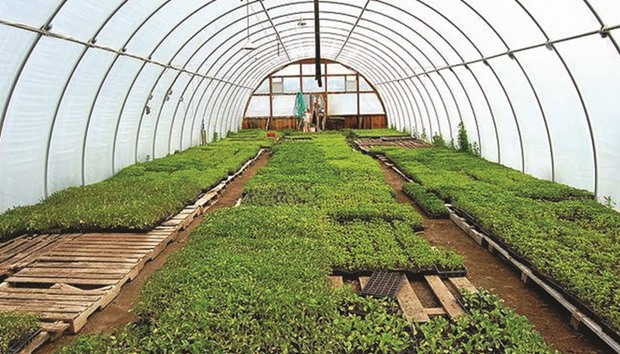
[380,162,611,354]
[39,153,270,353]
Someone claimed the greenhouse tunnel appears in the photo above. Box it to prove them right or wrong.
[3,1,620,353]
[0,0,620,213]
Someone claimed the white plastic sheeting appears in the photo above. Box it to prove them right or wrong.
[0,0,618,212]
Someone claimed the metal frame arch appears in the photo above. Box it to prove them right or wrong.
[179,20,414,144]
[208,15,445,140]
[187,0,459,138]
[0,0,69,146]
[201,34,409,142]
[369,0,479,145]
[374,0,511,156]
[395,0,502,162]
[152,3,288,156]
[130,0,262,161]
[79,0,252,184]
[449,0,556,178]
[458,0,527,172]
[175,6,405,141]
[514,0,599,195]
[45,0,174,193]
[203,30,419,141]
[581,0,620,56]
[202,36,405,140]
[205,30,417,138]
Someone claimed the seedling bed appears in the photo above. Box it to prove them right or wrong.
[450,209,620,352]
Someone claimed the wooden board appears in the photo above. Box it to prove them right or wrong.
[359,276,370,289]
[328,276,344,289]
[425,275,465,319]
[449,277,477,293]
[397,277,430,323]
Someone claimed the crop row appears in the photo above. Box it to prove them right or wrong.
[0,136,272,241]
[62,134,552,353]
[402,183,450,219]
[244,134,462,272]
[374,146,620,332]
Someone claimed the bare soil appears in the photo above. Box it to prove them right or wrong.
[380,162,612,354]
[39,153,271,353]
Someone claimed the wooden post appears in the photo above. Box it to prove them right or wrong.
[324,62,328,130]
[268,75,273,131]
[356,73,361,129]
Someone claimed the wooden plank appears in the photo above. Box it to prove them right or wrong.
[37,256,141,263]
[12,272,124,280]
[359,276,370,289]
[6,276,120,286]
[0,299,92,308]
[397,278,430,323]
[21,267,127,275]
[0,293,100,302]
[28,261,135,270]
[0,287,108,296]
[425,307,448,317]
[424,275,465,319]
[45,251,147,257]
[71,238,166,244]
[40,321,70,333]
[0,303,86,313]
[449,277,477,293]
[18,330,51,354]
[328,276,344,289]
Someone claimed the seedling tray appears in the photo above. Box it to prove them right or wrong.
[360,271,406,300]
[7,328,41,354]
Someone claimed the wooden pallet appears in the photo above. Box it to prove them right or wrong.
[0,234,80,277]
[330,274,475,323]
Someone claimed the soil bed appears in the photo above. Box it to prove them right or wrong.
[380,162,611,354]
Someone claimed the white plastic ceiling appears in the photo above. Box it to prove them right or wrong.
[0,0,619,213]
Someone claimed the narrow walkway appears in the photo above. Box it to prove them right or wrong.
[38,151,270,353]
[380,162,609,354]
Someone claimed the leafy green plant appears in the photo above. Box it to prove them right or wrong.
[60,134,553,354]
[0,312,38,353]
[403,183,449,218]
[604,195,617,209]
[431,134,446,148]
[457,122,470,153]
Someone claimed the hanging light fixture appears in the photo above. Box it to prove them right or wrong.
[242,0,257,51]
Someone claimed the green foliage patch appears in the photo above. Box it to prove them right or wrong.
[374,145,620,331]
[0,312,38,353]
[402,183,450,218]
[0,138,271,241]
[60,134,553,353]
